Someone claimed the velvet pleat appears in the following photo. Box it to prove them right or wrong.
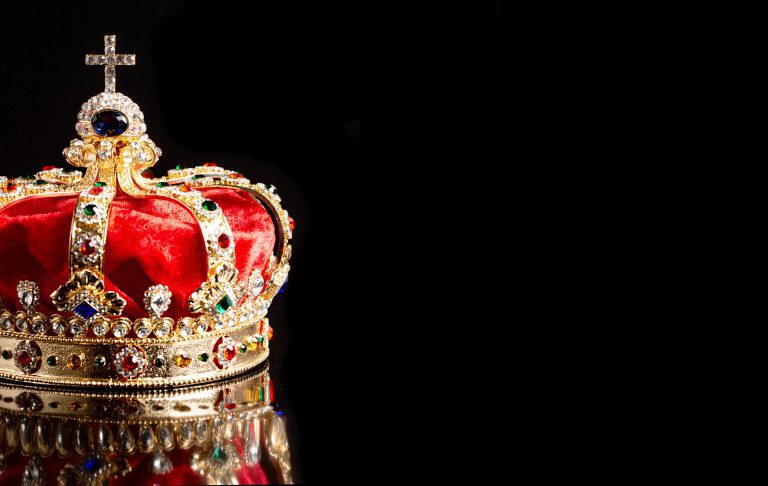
[0,185,276,320]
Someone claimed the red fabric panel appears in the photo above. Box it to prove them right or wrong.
[0,185,276,321]
[0,194,76,315]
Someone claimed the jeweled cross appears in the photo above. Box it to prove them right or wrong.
[85,35,136,94]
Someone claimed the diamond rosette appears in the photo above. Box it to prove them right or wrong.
[14,340,42,375]
[144,284,172,318]
[74,233,103,265]
[50,269,126,324]
[188,263,245,316]
[113,346,148,380]
[17,280,40,312]
[213,336,238,369]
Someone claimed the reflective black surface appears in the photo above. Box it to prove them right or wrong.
[0,363,295,484]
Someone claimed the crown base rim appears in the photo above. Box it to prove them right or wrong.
[0,323,269,387]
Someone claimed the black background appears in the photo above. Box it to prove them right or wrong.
[0,1,498,482]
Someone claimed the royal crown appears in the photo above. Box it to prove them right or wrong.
[0,36,293,387]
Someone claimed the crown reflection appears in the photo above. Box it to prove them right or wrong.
[0,365,292,484]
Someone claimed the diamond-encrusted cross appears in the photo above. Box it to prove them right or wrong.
[85,35,136,94]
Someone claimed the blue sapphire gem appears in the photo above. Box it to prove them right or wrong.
[91,110,128,137]
[83,457,102,473]
[279,279,288,294]
[73,301,99,320]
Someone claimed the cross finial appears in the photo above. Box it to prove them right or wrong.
[85,35,136,94]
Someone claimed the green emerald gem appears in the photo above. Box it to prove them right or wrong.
[94,356,106,368]
[83,204,97,216]
[259,387,265,401]
[192,174,204,179]
[258,336,265,344]
[213,447,228,463]
[94,181,107,187]
[239,344,247,354]
[34,179,47,185]
[199,353,209,362]
[202,200,218,212]
[175,164,186,170]
[155,357,165,367]
[215,294,233,314]
[156,182,170,188]
[47,356,57,366]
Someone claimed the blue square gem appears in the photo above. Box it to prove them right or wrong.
[73,301,99,319]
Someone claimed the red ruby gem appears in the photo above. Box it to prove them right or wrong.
[17,350,32,367]
[79,240,96,256]
[179,184,192,192]
[42,165,57,171]
[218,234,231,249]
[289,217,296,232]
[88,186,103,195]
[229,172,242,179]
[224,402,237,410]
[203,162,218,167]
[222,345,237,362]
[141,169,154,179]
[121,354,140,372]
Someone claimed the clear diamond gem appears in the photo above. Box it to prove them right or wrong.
[51,320,66,335]
[249,272,265,297]
[92,321,109,337]
[21,291,35,308]
[97,141,112,159]
[1,316,13,331]
[144,285,171,318]
[157,425,173,449]
[116,425,135,454]
[16,317,30,332]
[150,451,173,475]
[135,324,152,338]
[151,296,167,314]
[179,325,193,337]
[139,426,155,451]
[155,321,171,338]
[32,320,47,334]
[112,322,129,338]
[22,456,44,486]
[70,321,85,336]
[195,320,209,334]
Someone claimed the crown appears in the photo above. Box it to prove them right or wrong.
[0,365,293,483]
[0,36,293,387]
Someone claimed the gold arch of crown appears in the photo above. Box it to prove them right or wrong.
[0,36,292,386]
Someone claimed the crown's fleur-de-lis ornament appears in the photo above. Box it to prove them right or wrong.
[0,35,293,387]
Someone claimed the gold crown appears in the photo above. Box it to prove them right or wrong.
[0,36,292,387]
